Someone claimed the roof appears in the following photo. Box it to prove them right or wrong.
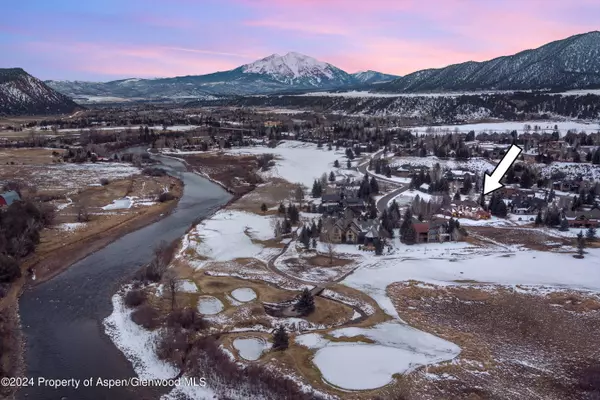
[413,222,430,234]
[322,194,341,203]
[419,183,430,190]
[0,191,20,206]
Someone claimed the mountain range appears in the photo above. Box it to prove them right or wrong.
[2,31,600,115]
[0,68,81,116]
[377,31,600,92]
[45,52,400,100]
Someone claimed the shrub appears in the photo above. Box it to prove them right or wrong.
[167,307,207,332]
[131,304,160,330]
[99,178,110,186]
[124,289,146,308]
[158,192,175,202]
[0,256,20,284]
[143,167,167,177]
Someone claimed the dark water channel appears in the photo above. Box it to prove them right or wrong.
[18,154,231,399]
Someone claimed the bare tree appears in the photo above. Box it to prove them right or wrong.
[325,231,336,265]
[163,269,181,311]
[294,185,305,208]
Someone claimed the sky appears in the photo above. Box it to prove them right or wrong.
[1,0,598,81]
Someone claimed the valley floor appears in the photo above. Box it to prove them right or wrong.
[105,141,600,400]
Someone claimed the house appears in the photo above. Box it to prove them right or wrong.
[565,210,600,228]
[321,193,342,212]
[343,197,366,212]
[0,191,20,207]
[413,222,430,243]
[324,208,380,244]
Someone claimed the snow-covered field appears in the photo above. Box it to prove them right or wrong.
[409,120,599,136]
[343,249,600,320]
[299,321,460,390]
[36,125,200,133]
[226,141,347,188]
[41,163,140,190]
[56,222,87,232]
[387,155,495,175]
[538,161,600,180]
[296,90,519,98]
[178,210,280,268]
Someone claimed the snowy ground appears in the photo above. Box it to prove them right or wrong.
[36,125,200,133]
[230,288,257,302]
[296,90,519,98]
[232,337,269,361]
[225,141,349,188]
[409,120,599,136]
[177,209,280,269]
[342,248,600,320]
[387,155,495,175]
[304,321,460,390]
[538,161,600,180]
[197,296,224,315]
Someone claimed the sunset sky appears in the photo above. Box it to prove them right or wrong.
[2,0,598,81]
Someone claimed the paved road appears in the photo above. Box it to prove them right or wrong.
[356,150,409,213]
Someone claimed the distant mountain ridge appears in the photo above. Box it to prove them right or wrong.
[43,31,600,100]
[0,68,81,116]
[377,31,600,92]
[46,52,364,99]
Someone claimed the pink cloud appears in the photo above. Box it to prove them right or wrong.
[24,41,259,78]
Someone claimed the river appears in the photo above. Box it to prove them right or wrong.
[18,155,232,399]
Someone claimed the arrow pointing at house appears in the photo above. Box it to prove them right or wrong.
[482,144,523,195]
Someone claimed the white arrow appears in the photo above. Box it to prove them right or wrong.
[483,144,523,195]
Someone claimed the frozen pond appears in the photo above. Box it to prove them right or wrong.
[233,337,269,361]
[197,296,224,315]
[314,344,429,390]
[179,281,198,293]
[230,288,257,302]
[102,198,133,210]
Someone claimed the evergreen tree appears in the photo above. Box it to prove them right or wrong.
[453,191,461,201]
[310,221,318,237]
[520,168,533,189]
[300,226,310,249]
[311,180,322,198]
[576,231,586,258]
[559,217,569,231]
[402,220,417,245]
[587,226,597,242]
[496,200,508,218]
[374,238,384,255]
[272,325,289,351]
[282,217,292,234]
[346,159,351,169]
[462,174,473,194]
[311,237,317,249]
[328,171,336,182]
[260,203,268,213]
[294,288,315,316]
[535,211,543,226]
[287,204,300,224]
[278,203,286,215]
[400,208,413,237]
[369,176,379,195]
[334,159,340,168]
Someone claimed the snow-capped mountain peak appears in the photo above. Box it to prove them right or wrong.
[240,52,352,86]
